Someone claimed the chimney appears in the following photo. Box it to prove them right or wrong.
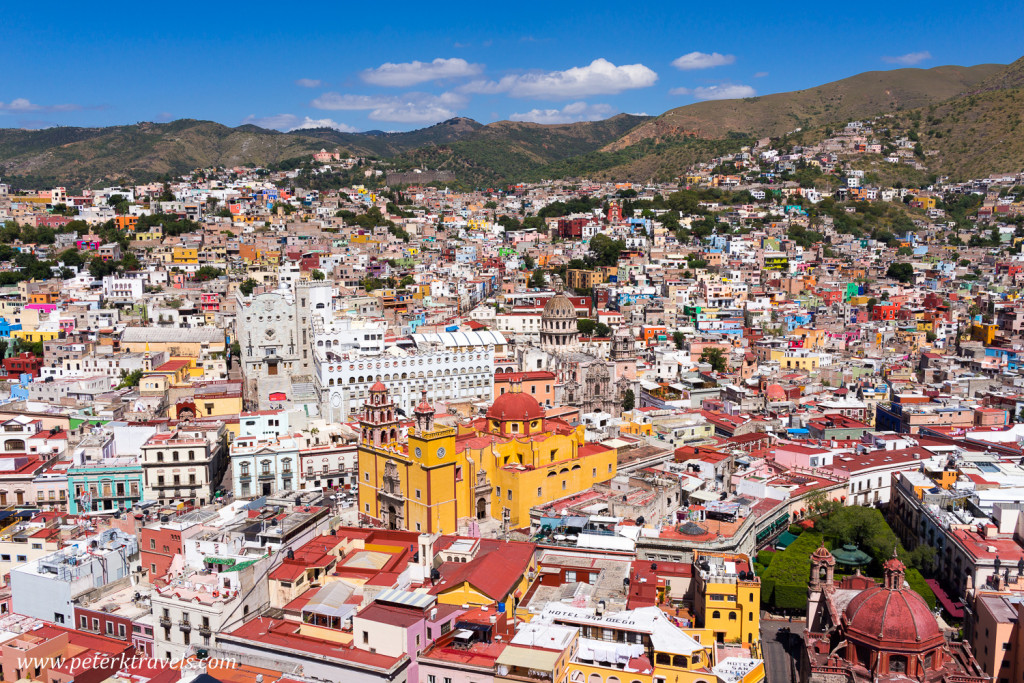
[418,533,438,572]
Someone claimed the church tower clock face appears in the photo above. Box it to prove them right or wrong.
[415,447,422,458]
[437,447,446,459]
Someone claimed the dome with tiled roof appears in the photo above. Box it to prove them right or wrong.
[843,550,943,650]
[487,390,544,422]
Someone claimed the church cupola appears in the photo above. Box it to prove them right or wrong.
[413,389,435,434]
[361,381,398,447]
[882,546,906,590]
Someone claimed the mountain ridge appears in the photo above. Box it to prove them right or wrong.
[1,59,1022,188]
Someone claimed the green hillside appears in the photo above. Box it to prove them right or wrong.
[606,63,1004,150]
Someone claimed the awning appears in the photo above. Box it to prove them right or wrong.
[774,531,799,549]
[926,579,964,618]
[496,646,561,671]
[588,515,622,524]
[688,490,719,502]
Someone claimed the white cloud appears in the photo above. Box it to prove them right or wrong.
[753,71,769,78]
[670,84,756,100]
[290,116,358,132]
[460,58,657,99]
[882,51,932,66]
[0,98,81,112]
[241,113,358,132]
[671,52,736,70]
[311,91,465,123]
[510,101,616,124]
[295,78,323,88]
[360,58,483,87]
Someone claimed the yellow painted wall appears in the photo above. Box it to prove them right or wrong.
[359,414,618,529]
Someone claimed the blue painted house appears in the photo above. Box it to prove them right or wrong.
[0,318,22,338]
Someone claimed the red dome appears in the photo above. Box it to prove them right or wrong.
[844,584,943,648]
[487,391,544,422]
[765,383,786,401]
[370,381,387,392]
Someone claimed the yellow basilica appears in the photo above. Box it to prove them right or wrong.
[357,381,617,532]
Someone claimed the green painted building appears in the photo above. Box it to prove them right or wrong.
[67,460,144,513]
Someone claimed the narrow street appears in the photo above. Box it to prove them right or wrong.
[760,619,801,683]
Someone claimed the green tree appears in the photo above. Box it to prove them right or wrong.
[805,489,841,517]
[594,322,611,337]
[522,254,536,270]
[116,368,144,389]
[529,268,546,289]
[699,346,727,372]
[818,506,896,561]
[886,262,915,283]
[310,269,326,281]
[577,319,597,336]
[672,331,685,349]
[239,279,258,296]
[588,234,625,267]
[622,389,635,412]
[193,266,225,282]
[400,275,415,288]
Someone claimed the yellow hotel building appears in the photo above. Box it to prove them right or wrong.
[692,551,761,645]
[357,382,617,532]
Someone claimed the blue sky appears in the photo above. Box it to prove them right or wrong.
[2,1,1022,132]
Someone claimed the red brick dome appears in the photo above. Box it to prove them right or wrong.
[843,582,943,649]
[487,391,544,422]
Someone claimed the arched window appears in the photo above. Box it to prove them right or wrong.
[588,675,602,683]
[4,439,24,452]
[728,612,737,620]
[889,655,907,673]
[712,611,720,619]
[672,656,687,667]
[655,653,671,665]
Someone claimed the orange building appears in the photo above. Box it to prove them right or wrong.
[114,215,139,231]
[493,371,556,407]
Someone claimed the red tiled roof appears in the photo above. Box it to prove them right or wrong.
[430,539,534,601]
